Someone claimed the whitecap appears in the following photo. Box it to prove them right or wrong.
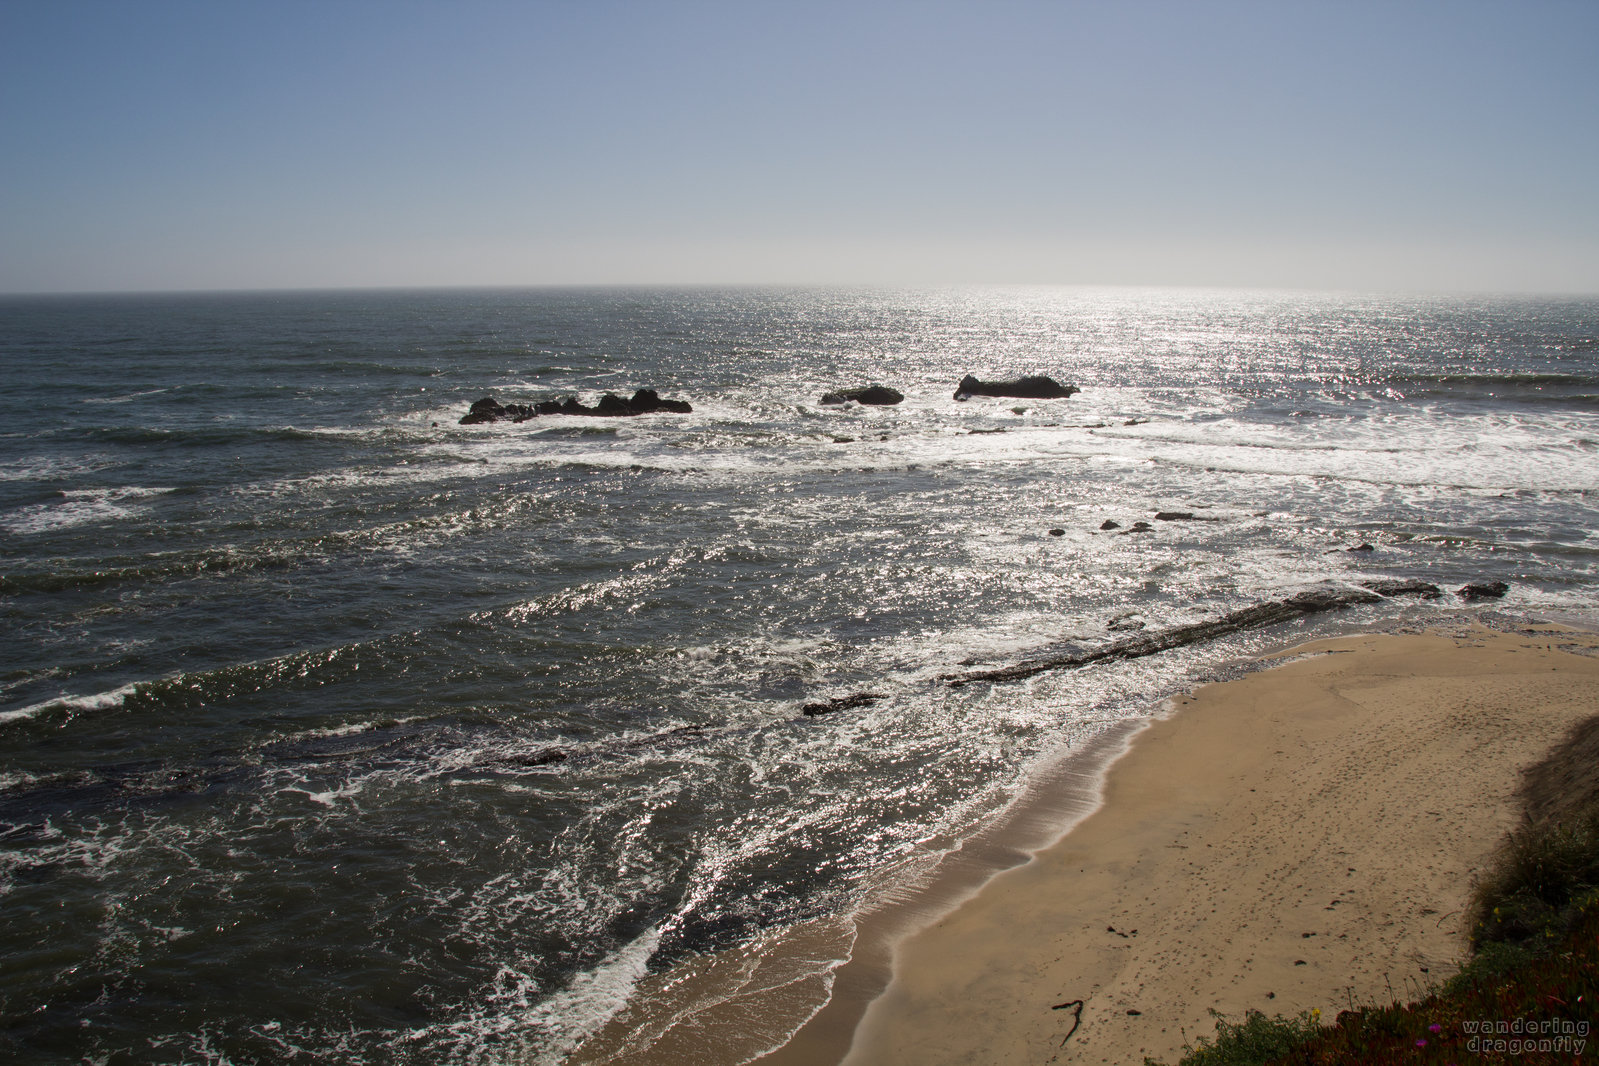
[80,387,172,404]
[0,453,119,482]
[0,682,142,726]
[520,929,662,1064]
[0,486,175,535]
[399,927,662,1065]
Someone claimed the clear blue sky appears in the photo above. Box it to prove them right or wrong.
[3,0,1596,294]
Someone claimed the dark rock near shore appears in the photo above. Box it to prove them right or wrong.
[461,389,691,424]
[1100,520,1121,530]
[820,385,904,406]
[1457,581,1510,601]
[953,374,1079,400]
[802,692,887,716]
[1154,511,1196,521]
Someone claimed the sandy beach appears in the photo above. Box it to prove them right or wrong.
[823,623,1599,1066]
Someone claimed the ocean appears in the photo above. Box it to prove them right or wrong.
[1,286,1595,1064]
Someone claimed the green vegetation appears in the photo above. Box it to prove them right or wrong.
[1468,787,1599,959]
[1146,718,1599,1066]
[1143,1009,1325,1066]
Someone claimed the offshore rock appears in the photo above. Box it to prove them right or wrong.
[459,396,538,424]
[820,385,904,406]
[462,389,691,424]
[557,388,693,417]
[1457,581,1510,601]
[629,388,695,414]
[953,374,1079,400]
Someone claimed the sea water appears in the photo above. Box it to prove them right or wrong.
[1,286,1595,1063]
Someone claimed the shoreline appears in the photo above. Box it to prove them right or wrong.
[566,620,1599,1065]
[752,719,1149,1066]
[569,710,1151,1066]
[839,623,1599,1065]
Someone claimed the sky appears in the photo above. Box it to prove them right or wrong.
[2,0,1597,295]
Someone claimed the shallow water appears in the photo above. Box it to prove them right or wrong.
[1,286,1595,1063]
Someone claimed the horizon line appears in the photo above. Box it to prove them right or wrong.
[6,280,1599,301]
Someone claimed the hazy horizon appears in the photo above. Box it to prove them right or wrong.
[8,280,1599,302]
[4,1,1597,296]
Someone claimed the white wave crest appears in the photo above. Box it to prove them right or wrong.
[1,486,175,535]
[0,682,141,725]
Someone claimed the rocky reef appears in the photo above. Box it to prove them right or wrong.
[460,389,692,424]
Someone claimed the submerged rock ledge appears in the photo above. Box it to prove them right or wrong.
[803,579,1473,714]
[941,580,1452,688]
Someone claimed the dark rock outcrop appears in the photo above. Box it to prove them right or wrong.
[953,375,1079,400]
[1457,581,1510,601]
[460,397,538,424]
[820,385,904,406]
[563,389,692,417]
[1361,578,1442,599]
[620,388,693,415]
[461,389,691,424]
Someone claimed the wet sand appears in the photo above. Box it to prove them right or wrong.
[837,624,1599,1065]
